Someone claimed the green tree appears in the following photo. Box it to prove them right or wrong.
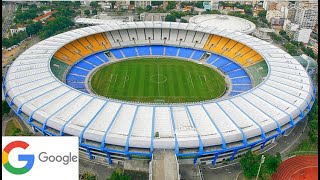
[180,19,188,23]
[165,15,176,22]
[283,43,299,55]
[244,6,253,15]
[146,5,152,11]
[107,168,131,180]
[258,10,267,18]
[73,1,81,8]
[2,31,28,48]
[90,1,99,9]
[81,172,96,180]
[135,7,145,15]
[39,16,74,39]
[26,21,43,36]
[151,1,162,6]
[290,41,299,46]
[195,1,204,8]
[84,9,90,16]
[240,151,282,180]
[166,1,175,11]
[92,9,98,15]
[2,101,11,118]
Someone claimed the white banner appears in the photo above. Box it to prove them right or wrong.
[2,136,79,180]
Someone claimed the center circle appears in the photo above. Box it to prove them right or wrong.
[150,74,167,83]
[90,58,227,103]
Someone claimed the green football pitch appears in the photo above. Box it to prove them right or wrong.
[90,58,226,103]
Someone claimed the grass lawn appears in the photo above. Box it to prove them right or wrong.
[5,119,22,136]
[288,137,318,156]
[91,58,226,103]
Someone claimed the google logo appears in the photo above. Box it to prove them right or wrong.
[2,141,35,175]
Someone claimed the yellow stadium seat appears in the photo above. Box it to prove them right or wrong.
[237,50,258,64]
[64,43,81,55]
[203,34,214,50]
[221,40,237,55]
[85,35,105,51]
[53,51,73,65]
[209,35,222,52]
[78,38,94,52]
[224,43,245,59]
[71,40,91,56]
[100,33,112,49]
[213,37,229,54]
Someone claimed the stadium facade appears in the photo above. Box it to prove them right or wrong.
[3,22,315,165]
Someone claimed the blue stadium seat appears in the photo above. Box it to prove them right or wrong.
[75,61,95,70]
[69,67,89,76]
[151,45,164,55]
[66,74,86,82]
[227,69,247,78]
[220,63,241,73]
[229,91,242,96]
[110,49,124,59]
[191,50,205,60]
[121,47,137,57]
[79,89,89,93]
[95,52,109,62]
[232,85,251,91]
[84,56,103,66]
[206,54,220,64]
[137,46,150,56]
[231,77,251,84]
[165,46,178,56]
[67,82,86,89]
[178,48,194,59]
[212,57,232,68]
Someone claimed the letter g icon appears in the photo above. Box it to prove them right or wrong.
[2,141,35,175]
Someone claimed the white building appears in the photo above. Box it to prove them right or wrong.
[135,1,151,8]
[294,6,318,29]
[266,10,284,22]
[10,26,26,36]
[293,28,313,43]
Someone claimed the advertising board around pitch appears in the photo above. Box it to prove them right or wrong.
[2,136,79,180]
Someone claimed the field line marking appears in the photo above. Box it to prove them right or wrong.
[198,74,203,85]
[106,73,113,95]
[123,71,129,88]
[157,63,160,97]
[188,72,195,89]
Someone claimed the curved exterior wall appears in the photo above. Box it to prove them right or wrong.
[3,22,315,165]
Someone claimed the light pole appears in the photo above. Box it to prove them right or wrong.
[256,155,265,180]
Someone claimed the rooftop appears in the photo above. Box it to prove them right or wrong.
[33,10,57,21]
[189,14,256,34]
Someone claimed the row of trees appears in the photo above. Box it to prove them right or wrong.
[277,30,317,59]
[84,1,101,16]
[240,151,282,180]
[39,17,74,39]
[165,11,193,22]
[14,4,39,24]
[2,31,28,48]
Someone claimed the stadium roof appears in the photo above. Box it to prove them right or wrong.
[189,14,256,34]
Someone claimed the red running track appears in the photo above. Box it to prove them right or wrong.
[272,155,318,180]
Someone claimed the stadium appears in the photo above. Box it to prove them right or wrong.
[2,21,316,165]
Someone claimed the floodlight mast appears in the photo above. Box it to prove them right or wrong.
[256,155,265,180]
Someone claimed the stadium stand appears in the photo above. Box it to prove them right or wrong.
[4,22,315,166]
